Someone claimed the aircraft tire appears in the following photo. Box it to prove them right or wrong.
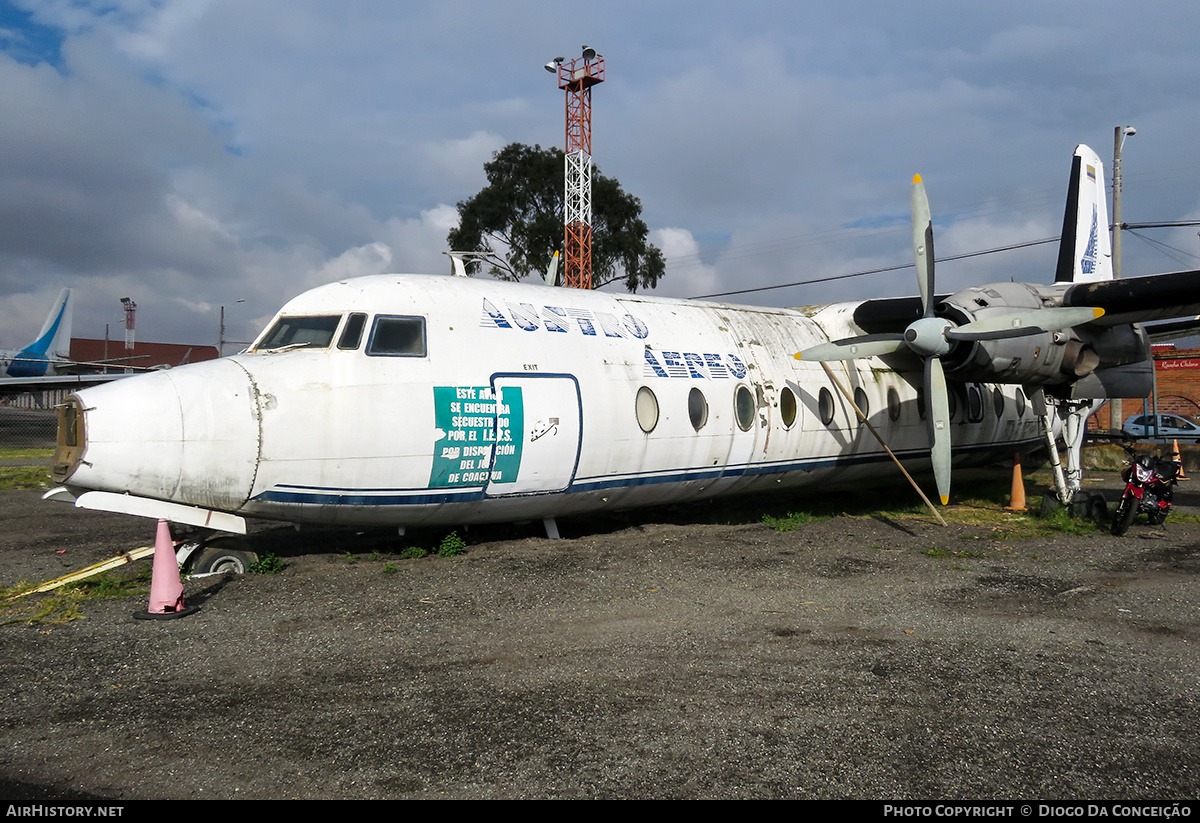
[1085,494,1108,523]
[1111,499,1137,536]
[189,538,259,575]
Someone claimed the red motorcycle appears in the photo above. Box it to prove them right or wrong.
[1111,443,1182,535]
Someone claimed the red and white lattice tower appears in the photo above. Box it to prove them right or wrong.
[554,47,605,289]
[120,297,136,350]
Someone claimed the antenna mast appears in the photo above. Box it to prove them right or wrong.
[548,46,605,289]
[120,297,136,351]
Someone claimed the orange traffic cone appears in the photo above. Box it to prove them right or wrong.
[134,520,199,620]
[1005,452,1027,512]
[1173,439,1190,480]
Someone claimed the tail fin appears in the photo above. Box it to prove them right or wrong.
[543,250,561,286]
[8,289,74,377]
[1055,144,1112,283]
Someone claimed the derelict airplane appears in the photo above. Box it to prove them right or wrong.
[0,288,75,384]
[0,288,134,392]
[43,144,1200,572]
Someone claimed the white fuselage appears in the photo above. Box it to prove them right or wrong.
[61,274,1047,529]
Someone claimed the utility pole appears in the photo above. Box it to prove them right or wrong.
[546,46,605,289]
[1110,125,1136,431]
[1112,125,1136,280]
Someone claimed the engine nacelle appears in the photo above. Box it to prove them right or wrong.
[937,282,1150,393]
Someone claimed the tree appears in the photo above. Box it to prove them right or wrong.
[447,143,665,292]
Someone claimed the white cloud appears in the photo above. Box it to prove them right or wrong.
[1,0,1199,350]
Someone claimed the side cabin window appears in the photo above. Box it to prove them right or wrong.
[367,315,427,357]
[255,315,341,351]
[338,313,367,350]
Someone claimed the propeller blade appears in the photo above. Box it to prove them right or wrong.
[945,307,1105,341]
[925,356,952,505]
[911,174,935,318]
[795,334,905,362]
[945,326,1047,342]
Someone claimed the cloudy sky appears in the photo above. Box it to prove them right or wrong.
[1,0,1199,351]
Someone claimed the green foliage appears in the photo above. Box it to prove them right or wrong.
[438,532,466,557]
[382,562,398,574]
[249,553,286,574]
[0,466,52,490]
[399,546,428,559]
[447,143,665,292]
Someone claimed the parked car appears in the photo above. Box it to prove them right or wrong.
[1121,413,1200,441]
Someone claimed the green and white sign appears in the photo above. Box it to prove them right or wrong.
[430,385,523,487]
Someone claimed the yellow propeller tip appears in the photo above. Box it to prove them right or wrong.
[793,352,803,361]
[913,173,923,184]
[939,495,949,506]
[1093,307,1105,319]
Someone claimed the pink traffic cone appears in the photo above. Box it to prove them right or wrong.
[134,520,199,620]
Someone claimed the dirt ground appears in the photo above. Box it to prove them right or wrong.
[2,473,1199,800]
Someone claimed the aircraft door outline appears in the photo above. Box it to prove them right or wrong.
[485,373,583,496]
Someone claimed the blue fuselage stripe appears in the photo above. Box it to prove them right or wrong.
[250,437,1040,507]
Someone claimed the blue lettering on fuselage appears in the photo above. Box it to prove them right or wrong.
[481,298,746,380]
[644,349,746,380]
[481,298,650,339]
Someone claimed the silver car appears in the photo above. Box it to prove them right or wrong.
[1122,413,1200,441]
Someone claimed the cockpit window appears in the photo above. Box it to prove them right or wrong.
[338,313,367,350]
[255,315,341,351]
[367,315,426,357]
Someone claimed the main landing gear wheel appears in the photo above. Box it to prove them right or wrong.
[188,537,259,575]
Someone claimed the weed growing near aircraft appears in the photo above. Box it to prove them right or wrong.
[249,553,285,574]
[438,532,466,557]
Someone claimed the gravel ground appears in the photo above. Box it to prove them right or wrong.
[1,474,1199,800]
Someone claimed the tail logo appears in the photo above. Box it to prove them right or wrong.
[1080,204,1099,276]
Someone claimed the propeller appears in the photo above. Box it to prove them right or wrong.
[795,175,1104,505]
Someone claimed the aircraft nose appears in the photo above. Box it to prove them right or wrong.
[58,360,260,512]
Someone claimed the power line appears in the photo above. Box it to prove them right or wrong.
[689,235,1059,300]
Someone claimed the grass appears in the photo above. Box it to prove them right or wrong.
[0,466,53,490]
[0,447,56,490]
[0,448,54,460]
[762,511,831,531]
[754,469,1111,542]
[0,566,152,626]
[324,529,469,569]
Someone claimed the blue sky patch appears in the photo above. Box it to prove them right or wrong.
[0,0,64,69]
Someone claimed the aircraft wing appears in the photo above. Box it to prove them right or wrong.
[845,269,1200,336]
[0,372,130,394]
[1060,269,1200,326]
[1145,317,1200,343]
